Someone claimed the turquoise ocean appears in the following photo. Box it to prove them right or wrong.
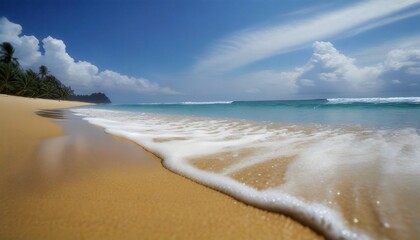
[72,97,420,239]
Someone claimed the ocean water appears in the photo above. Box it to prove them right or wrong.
[72,97,420,239]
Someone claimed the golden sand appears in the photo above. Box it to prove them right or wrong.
[0,94,322,239]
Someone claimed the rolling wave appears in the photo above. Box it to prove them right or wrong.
[327,97,420,104]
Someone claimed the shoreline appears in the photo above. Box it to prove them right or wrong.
[0,95,322,239]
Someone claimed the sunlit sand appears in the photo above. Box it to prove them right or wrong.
[0,95,321,239]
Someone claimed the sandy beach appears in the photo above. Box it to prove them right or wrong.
[0,94,321,240]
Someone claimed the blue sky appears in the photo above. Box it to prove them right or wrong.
[1,0,420,103]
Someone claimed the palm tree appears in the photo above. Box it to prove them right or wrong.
[40,75,61,99]
[39,82,57,99]
[39,65,48,80]
[15,70,39,97]
[59,85,74,100]
[0,62,19,94]
[0,41,79,100]
[0,42,19,66]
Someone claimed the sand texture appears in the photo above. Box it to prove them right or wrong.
[0,94,322,239]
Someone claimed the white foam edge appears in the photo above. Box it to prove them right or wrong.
[136,101,233,105]
[79,115,367,240]
[327,97,420,104]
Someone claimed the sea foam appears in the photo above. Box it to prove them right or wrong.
[327,97,420,104]
[72,107,420,239]
[137,101,233,105]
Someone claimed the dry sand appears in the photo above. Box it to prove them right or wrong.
[0,94,322,240]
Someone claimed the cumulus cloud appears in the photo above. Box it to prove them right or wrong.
[194,0,420,74]
[385,48,420,74]
[0,17,179,95]
[41,36,100,88]
[238,41,420,98]
[299,42,383,92]
[0,17,41,67]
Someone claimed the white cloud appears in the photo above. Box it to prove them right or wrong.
[350,34,420,65]
[194,0,420,74]
[0,17,179,95]
[236,41,420,98]
[307,41,383,90]
[0,17,41,67]
[287,41,383,94]
[345,8,420,37]
[385,48,420,74]
[41,36,99,88]
[95,70,179,94]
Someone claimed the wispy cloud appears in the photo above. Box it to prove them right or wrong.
[344,7,420,37]
[193,0,420,74]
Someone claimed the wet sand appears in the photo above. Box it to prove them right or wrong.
[0,94,322,239]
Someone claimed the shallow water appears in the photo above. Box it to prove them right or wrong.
[72,98,420,239]
[98,97,420,129]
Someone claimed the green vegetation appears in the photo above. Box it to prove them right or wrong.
[0,42,19,66]
[0,42,74,99]
[0,42,111,103]
[70,93,111,104]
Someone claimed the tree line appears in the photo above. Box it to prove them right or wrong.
[0,42,111,103]
[70,93,111,104]
[0,42,74,99]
